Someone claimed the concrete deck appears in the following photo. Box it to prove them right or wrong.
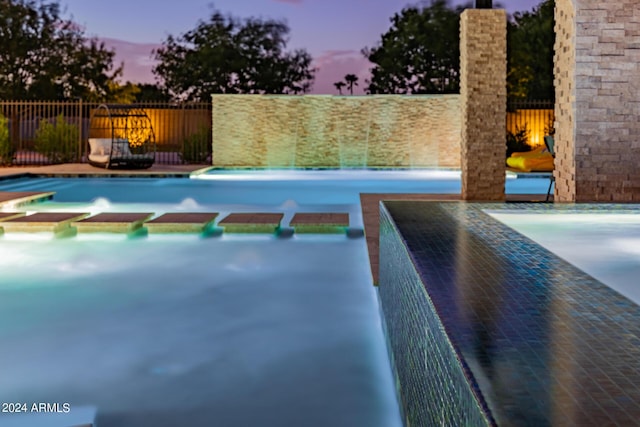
[0,163,205,178]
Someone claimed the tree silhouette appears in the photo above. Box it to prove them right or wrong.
[334,81,346,95]
[507,0,555,100]
[362,0,465,94]
[0,0,121,100]
[154,8,315,101]
[344,74,359,95]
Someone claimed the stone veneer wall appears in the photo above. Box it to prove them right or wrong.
[553,0,576,201]
[211,95,461,168]
[460,9,507,200]
[554,0,640,202]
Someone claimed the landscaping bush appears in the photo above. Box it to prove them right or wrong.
[0,113,13,166]
[180,126,211,164]
[506,125,532,158]
[34,115,79,164]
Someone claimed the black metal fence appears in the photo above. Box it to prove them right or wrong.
[507,99,555,149]
[0,101,212,166]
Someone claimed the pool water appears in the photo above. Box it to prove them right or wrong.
[0,170,550,228]
[488,211,640,305]
[0,171,551,426]
[0,235,402,427]
[0,169,549,206]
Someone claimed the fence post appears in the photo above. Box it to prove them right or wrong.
[78,98,83,163]
[181,102,186,164]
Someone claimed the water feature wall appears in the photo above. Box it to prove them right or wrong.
[211,95,461,168]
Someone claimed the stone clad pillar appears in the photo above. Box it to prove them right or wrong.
[460,9,507,201]
[555,0,640,202]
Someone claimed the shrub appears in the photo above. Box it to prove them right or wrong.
[180,126,211,164]
[506,125,532,158]
[34,115,79,164]
[0,113,13,166]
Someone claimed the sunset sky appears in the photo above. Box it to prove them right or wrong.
[61,0,543,94]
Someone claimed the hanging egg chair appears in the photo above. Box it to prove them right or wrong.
[88,104,156,169]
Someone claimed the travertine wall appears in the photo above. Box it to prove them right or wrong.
[554,0,640,202]
[460,9,507,200]
[553,0,576,201]
[211,95,461,168]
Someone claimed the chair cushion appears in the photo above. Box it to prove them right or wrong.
[88,138,112,156]
[510,145,547,158]
[507,152,554,172]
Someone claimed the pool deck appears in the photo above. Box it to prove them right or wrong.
[0,163,204,179]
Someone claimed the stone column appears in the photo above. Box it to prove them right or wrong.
[460,9,507,201]
[554,0,640,202]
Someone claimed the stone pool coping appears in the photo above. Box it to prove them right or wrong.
[0,163,205,179]
[379,200,640,426]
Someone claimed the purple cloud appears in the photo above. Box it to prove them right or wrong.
[273,0,302,4]
[101,38,161,84]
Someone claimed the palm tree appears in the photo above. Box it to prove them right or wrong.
[344,74,359,95]
[334,81,346,95]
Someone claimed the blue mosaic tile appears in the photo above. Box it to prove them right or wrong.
[378,204,491,427]
[378,201,640,426]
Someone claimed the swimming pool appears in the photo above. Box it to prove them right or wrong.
[0,170,550,426]
[0,170,550,226]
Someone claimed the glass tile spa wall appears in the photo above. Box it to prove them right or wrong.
[378,203,490,427]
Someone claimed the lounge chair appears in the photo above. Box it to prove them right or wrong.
[544,135,555,202]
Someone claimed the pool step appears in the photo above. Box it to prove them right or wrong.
[290,213,350,234]
[0,212,90,233]
[218,213,284,233]
[72,213,155,233]
[0,191,55,207]
[0,209,358,236]
[0,212,27,222]
[145,212,219,233]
